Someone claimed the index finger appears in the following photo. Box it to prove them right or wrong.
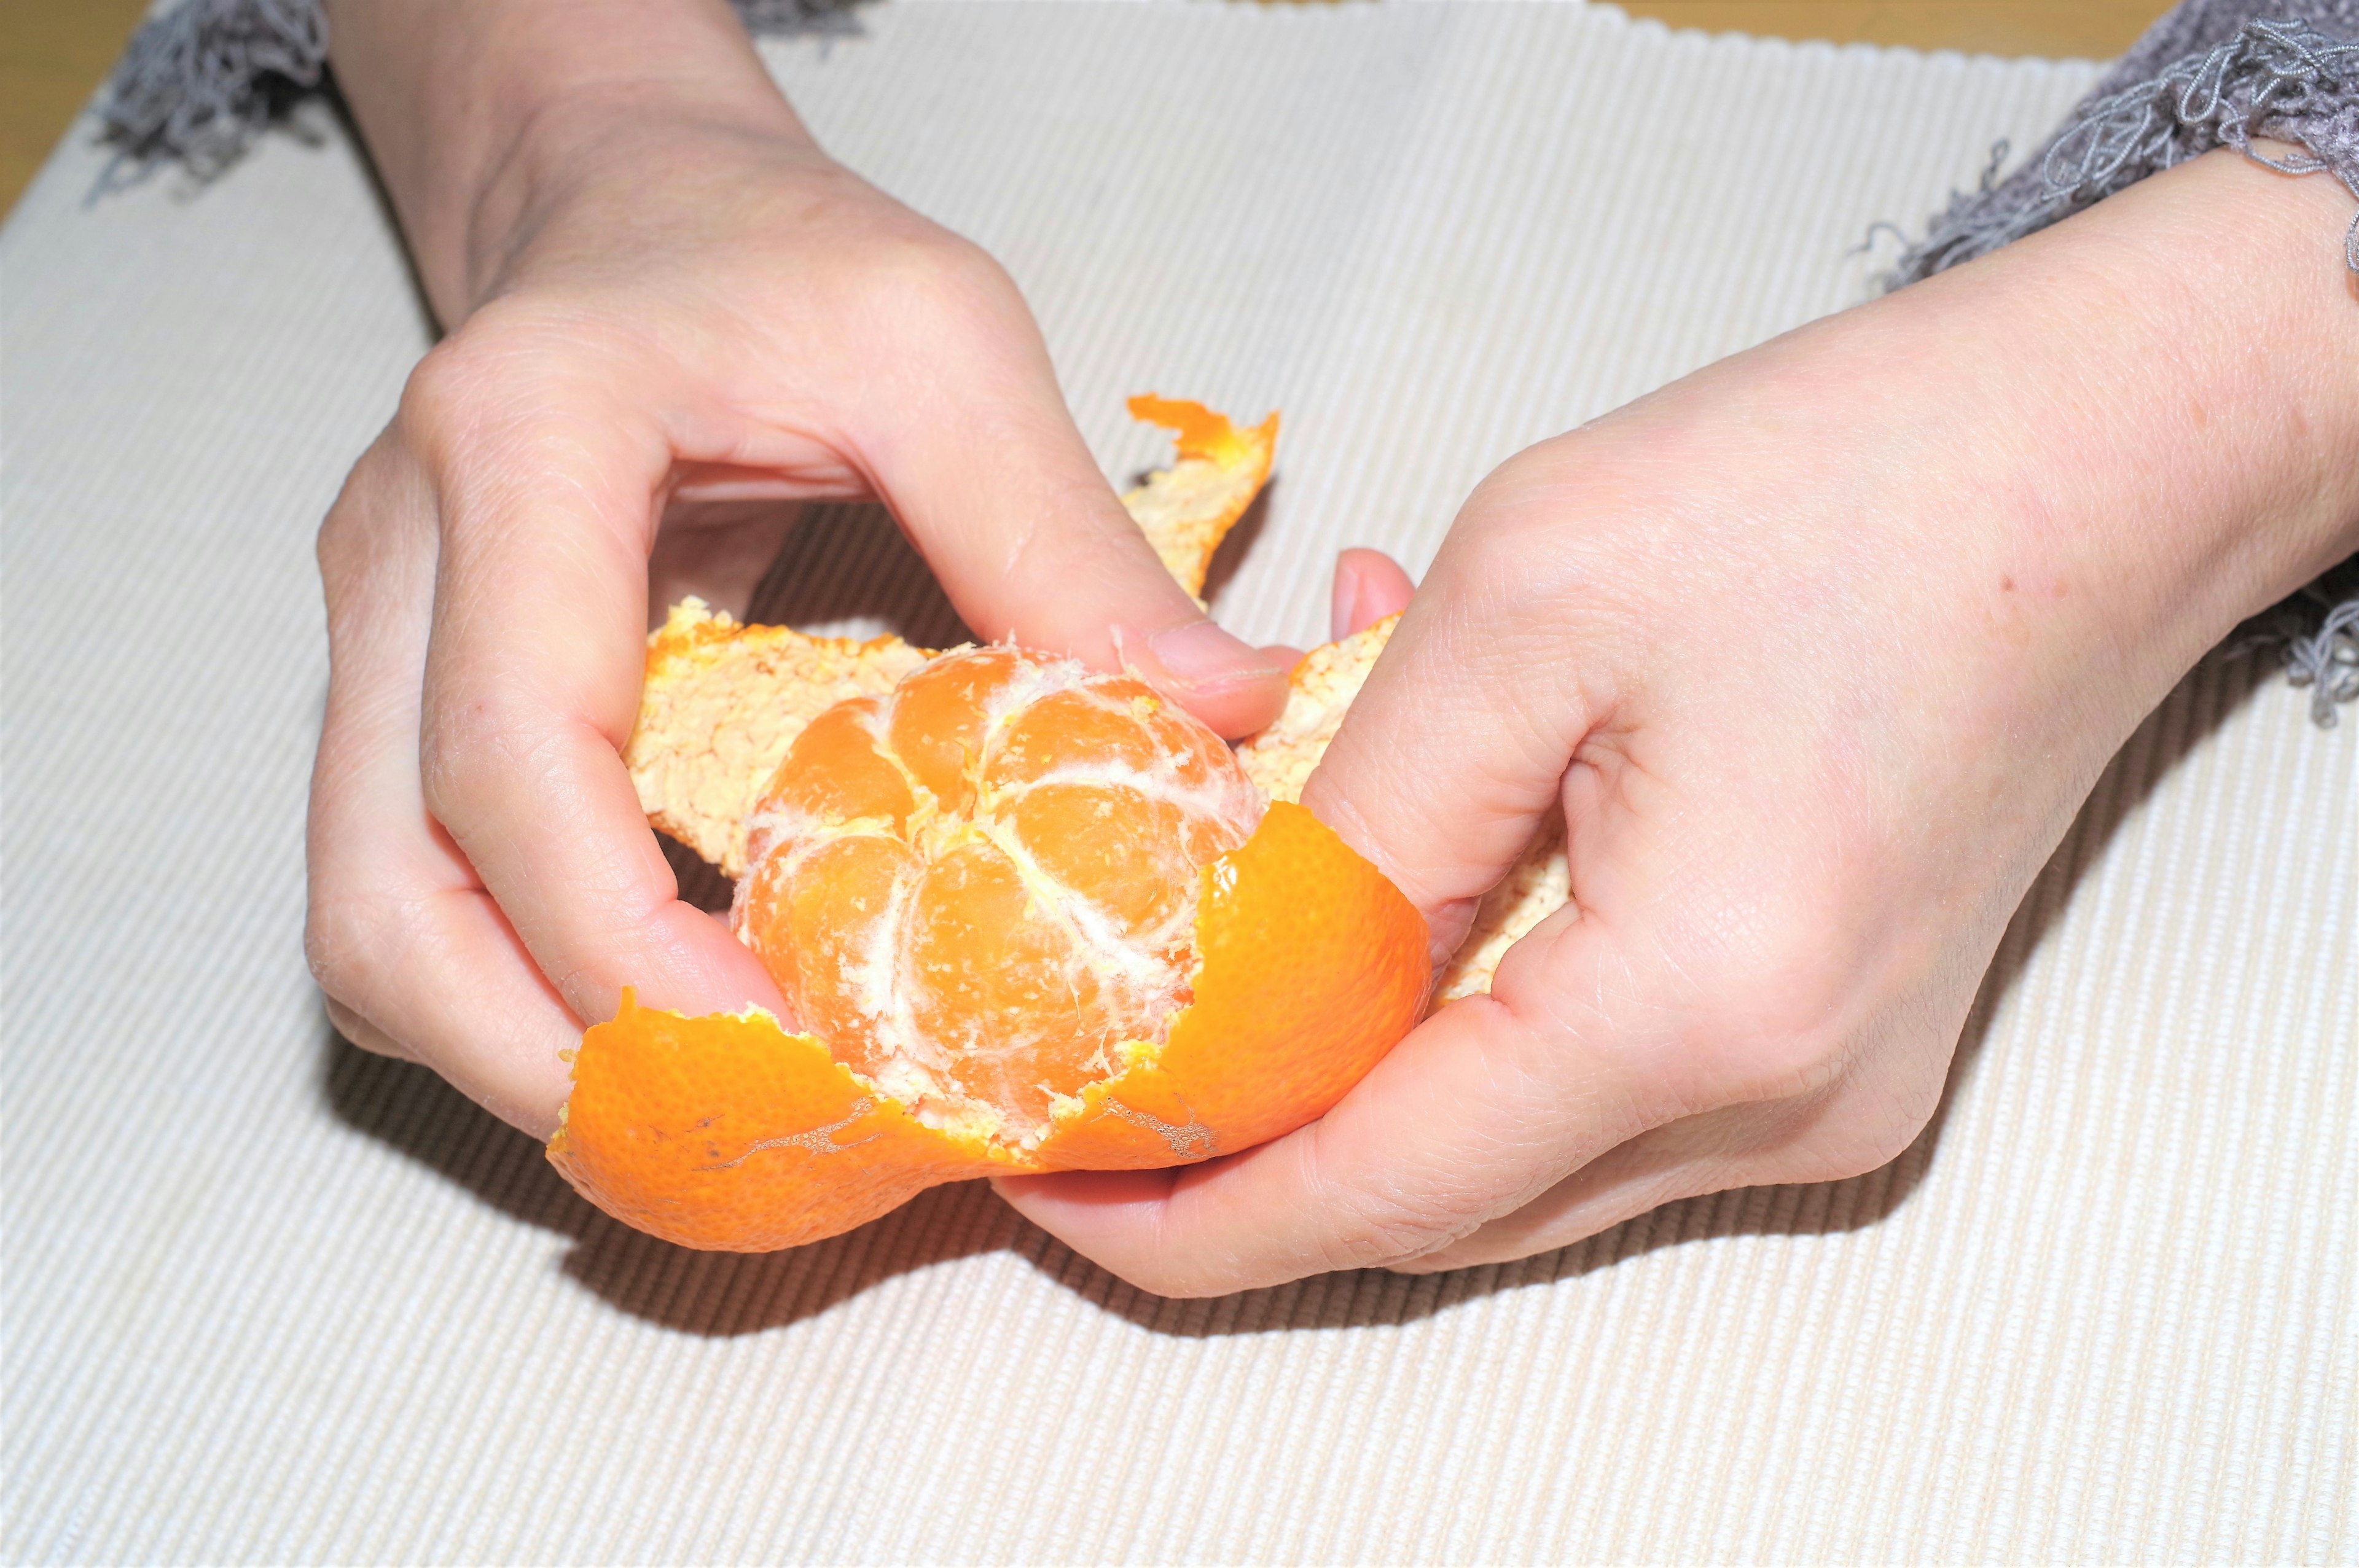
[409,342,784,1034]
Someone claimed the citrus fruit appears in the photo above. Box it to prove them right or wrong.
[737,644,1264,1142]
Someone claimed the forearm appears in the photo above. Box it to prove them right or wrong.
[1864,144,2359,702]
[324,0,806,322]
[1581,144,2357,730]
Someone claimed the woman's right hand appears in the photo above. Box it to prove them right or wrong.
[303,0,1288,1134]
[998,144,2359,1295]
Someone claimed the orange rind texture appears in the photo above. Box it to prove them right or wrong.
[1235,614,1399,806]
[627,608,929,875]
[567,396,1573,1252]
[547,996,1004,1252]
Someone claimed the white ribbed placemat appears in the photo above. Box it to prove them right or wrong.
[4,4,2350,1562]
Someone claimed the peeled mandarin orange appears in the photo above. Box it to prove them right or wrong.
[736,645,1263,1142]
[550,397,1568,1252]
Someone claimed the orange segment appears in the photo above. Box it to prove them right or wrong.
[1031,802,1429,1169]
[738,832,917,1083]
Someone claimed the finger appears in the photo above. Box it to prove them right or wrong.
[325,997,413,1064]
[1396,1024,1952,1271]
[404,346,785,1045]
[1330,547,1415,641]
[1300,457,1620,931]
[1383,1101,1802,1273]
[842,260,1289,737]
[307,438,592,1133]
[996,1002,1627,1295]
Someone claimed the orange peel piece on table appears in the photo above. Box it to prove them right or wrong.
[566,397,1570,1250]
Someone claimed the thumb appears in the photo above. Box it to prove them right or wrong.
[1301,506,1605,958]
[857,356,1288,738]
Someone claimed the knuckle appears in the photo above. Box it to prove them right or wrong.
[1837,1115,1926,1179]
[396,300,602,451]
[1310,1184,1470,1276]
[396,336,489,445]
[1778,1082,1941,1187]
[315,492,362,583]
[418,692,542,822]
[1715,1016,1852,1106]
[316,433,415,585]
[1834,1067,1947,1176]
[1657,889,1864,1107]
[862,231,1023,339]
[1444,499,1554,592]
[303,891,387,1008]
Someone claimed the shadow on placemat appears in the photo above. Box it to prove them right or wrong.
[746,499,975,649]
[318,622,2274,1338]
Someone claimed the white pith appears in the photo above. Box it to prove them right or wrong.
[734,647,1266,1147]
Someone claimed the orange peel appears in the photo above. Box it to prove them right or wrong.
[625,397,1275,876]
[559,397,1570,1251]
[549,800,1426,1250]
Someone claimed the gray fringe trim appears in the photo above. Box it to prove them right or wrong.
[98,0,861,176]
[2222,563,2359,726]
[1886,9,2359,726]
[101,0,326,179]
[1890,17,2359,281]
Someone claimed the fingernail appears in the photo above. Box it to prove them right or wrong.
[1143,619,1287,695]
[1331,558,1363,643]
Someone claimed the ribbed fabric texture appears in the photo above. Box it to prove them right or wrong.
[3,5,2350,1562]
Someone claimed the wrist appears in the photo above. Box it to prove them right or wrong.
[326,0,808,322]
[1516,142,2355,844]
[1906,144,2359,669]
[1624,145,2359,733]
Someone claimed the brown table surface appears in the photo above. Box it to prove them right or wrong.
[1,1,2168,219]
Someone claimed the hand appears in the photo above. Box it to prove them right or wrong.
[303,0,1288,1133]
[998,146,2359,1293]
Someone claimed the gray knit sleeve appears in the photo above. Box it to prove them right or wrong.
[1890,0,2359,725]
